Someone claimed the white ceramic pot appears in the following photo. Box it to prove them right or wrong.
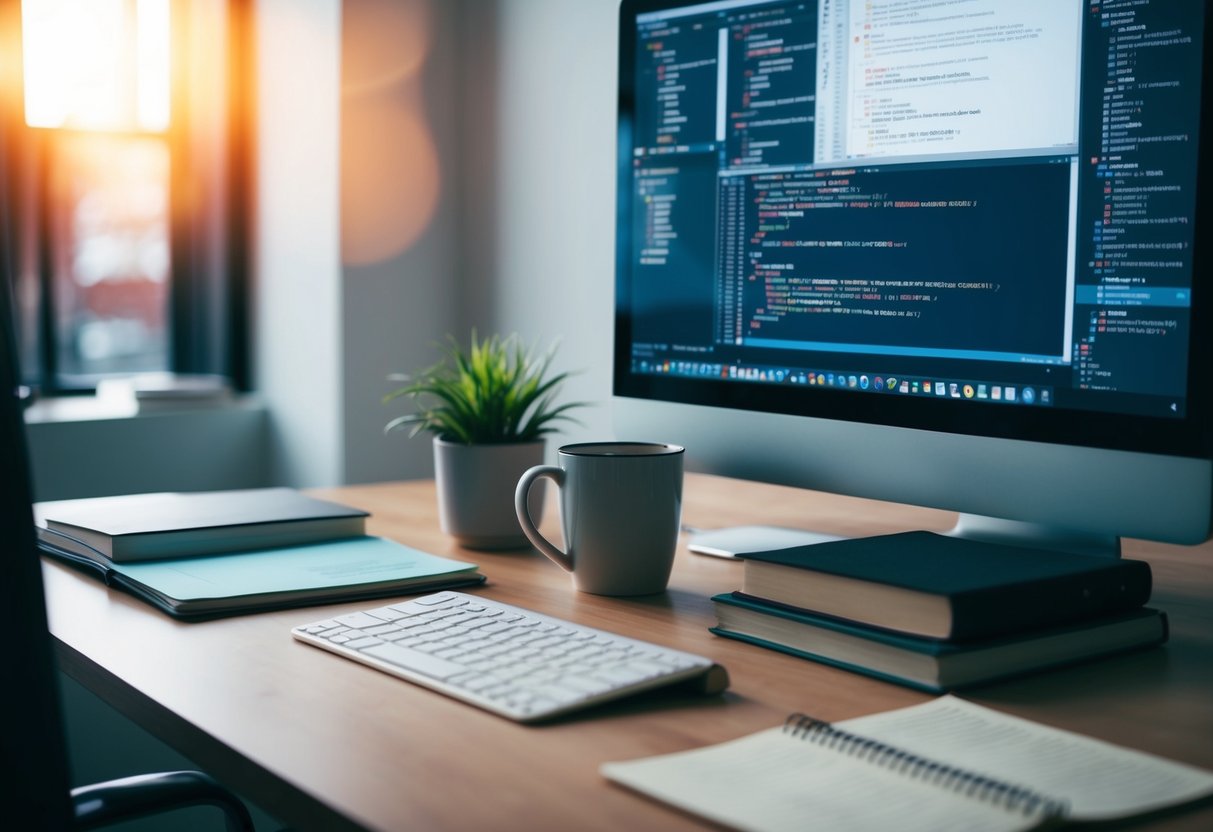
[433,437,546,549]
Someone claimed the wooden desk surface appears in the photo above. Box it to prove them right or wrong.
[44,474,1213,832]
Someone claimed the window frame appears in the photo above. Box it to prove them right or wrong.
[0,0,254,396]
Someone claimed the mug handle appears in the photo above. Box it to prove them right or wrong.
[515,465,572,572]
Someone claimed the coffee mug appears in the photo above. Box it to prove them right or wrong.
[514,442,685,596]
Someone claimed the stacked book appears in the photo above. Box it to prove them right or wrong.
[710,531,1165,692]
[35,487,483,619]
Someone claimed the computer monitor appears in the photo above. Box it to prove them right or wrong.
[613,0,1213,556]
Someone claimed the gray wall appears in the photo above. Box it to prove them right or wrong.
[340,0,461,484]
[25,403,269,501]
[339,0,624,484]
[455,0,620,451]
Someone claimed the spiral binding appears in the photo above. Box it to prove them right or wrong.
[782,713,1069,819]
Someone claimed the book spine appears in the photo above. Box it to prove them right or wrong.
[709,626,946,693]
[783,714,1068,820]
[949,560,1152,640]
[38,540,111,578]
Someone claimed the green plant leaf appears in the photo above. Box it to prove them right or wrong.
[382,331,585,444]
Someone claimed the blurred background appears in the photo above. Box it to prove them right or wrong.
[2,0,621,499]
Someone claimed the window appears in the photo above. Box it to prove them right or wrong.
[1,0,251,393]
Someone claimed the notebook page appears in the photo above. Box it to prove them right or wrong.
[841,696,1213,821]
[602,726,1036,832]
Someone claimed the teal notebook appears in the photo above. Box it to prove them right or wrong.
[41,535,484,620]
[711,593,1167,693]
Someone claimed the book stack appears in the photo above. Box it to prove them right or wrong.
[96,372,234,413]
[35,487,484,619]
[710,530,1165,692]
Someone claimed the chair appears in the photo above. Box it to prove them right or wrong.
[1,280,254,831]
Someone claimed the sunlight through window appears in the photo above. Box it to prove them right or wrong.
[22,0,170,132]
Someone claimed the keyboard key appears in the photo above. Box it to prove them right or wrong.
[368,608,408,622]
[334,612,385,630]
[360,642,465,680]
[303,620,339,633]
[387,601,427,615]
[362,624,402,637]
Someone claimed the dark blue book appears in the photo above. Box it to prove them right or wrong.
[34,487,368,562]
[741,531,1152,640]
[711,592,1168,693]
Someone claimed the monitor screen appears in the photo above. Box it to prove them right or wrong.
[614,0,1212,548]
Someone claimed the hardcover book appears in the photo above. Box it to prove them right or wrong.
[711,592,1168,693]
[34,487,368,562]
[740,531,1152,640]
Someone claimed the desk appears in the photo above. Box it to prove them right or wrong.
[43,474,1213,831]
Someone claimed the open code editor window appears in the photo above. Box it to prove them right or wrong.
[626,0,1202,416]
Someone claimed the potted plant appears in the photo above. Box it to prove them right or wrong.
[384,332,583,549]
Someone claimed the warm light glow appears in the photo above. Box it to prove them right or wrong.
[341,0,440,265]
[341,95,440,265]
[22,0,170,131]
[342,0,430,95]
[136,0,171,131]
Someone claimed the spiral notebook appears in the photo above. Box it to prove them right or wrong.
[602,697,1213,832]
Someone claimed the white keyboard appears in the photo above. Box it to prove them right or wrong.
[292,591,720,722]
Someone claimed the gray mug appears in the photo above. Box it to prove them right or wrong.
[514,442,685,596]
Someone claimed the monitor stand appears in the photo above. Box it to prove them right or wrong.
[687,526,843,558]
[688,515,1122,559]
[945,514,1121,558]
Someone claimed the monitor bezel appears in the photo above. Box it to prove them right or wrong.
[613,0,1213,462]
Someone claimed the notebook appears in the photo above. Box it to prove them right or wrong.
[40,535,484,620]
[602,696,1213,832]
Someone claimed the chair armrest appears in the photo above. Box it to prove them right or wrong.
[71,770,254,831]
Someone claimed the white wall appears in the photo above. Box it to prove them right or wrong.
[457,0,621,451]
[254,0,344,488]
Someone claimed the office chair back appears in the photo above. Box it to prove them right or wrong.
[0,273,74,826]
